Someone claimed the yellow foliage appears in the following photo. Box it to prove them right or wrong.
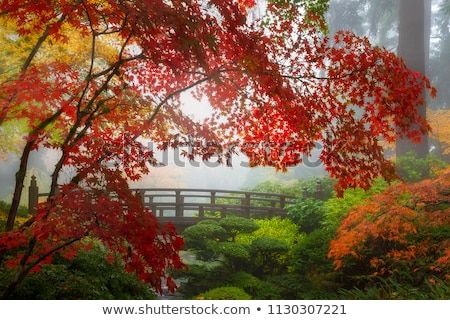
[0,13,123,153]
[0,15,120,82]
[0,207,31,229]
[0,119,26,159]
[427,109,450,155]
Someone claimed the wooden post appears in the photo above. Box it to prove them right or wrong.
[210,191,216,205]
[279,196,286,208]
[138,189,145,205]
[28,175,38,215]
[302,186,309,199]
[269,201,276,218]
[175,190,183,217]
[314,179,324,200]
[242,193,250,218]
[210,191,216,217]
[221,207,227,218]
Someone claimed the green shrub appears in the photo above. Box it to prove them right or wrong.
[323,177,389,229]
[268,273,340,300]
[226,271,282,299]
[395,151,448,183]
[182,220,228,261]
[250,237,290,277]
[219,217,259,241]
[236,217,302,247]
[291,228,335,275]
[196,286,251,300]
[287,198,326,233]
[0,242,156,299]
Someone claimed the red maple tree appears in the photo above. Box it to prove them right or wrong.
[0,0,434,297]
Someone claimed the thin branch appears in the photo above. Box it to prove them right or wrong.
[2,237,82,299]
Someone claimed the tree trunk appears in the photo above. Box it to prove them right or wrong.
[396,0,430,158]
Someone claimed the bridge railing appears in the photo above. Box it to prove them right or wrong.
[133,188,297,220]
[27,176,325,222]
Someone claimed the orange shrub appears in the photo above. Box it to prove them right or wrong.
[329,168,450,282]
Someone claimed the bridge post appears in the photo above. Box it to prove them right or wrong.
[220,207,226,218]
[314,179,324,200]
[302,186,309,199]
[269,201,276,218]
[29,175,39,215]
[138,189,145,205]
[279,196,286,208]
[241,193,251,218]
[175,190,183,217]
[210,191,216,216]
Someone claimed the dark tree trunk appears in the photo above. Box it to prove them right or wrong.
[396,0,431,158]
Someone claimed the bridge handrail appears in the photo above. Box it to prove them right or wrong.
[27,176,325,226]
[132,187,297,198]
[132,187,296,219]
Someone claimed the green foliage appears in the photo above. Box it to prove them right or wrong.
[236,217,301,276]
[225,271,282,300]
[0,119,27,158]
[299,177,336,200]
[0,242,156,299]
[244,180,302,195]
[250,237,290,277]
[395,151,448,182]
[182,218,257,267]
[171,264,224,299]
[179,217,299,296]
[338,277,450,299]
[182,220,227,245]
[252,237,290,253]
[196,286,251,300]
[179,169,450,300]
[269,273,339,299]
[323,178,389,229]
[0,200,31,229]
[287,198,326,233]
[246,177,336,200]
[291,228,335,275]
[211,241,251,269]
[182,220,228,261]
[0,200,29,218]
[218,217,259,241]
[236,217,302,247]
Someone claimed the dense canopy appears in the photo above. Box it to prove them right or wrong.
[0,0,434,297]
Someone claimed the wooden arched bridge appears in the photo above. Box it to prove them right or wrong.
[28,176,324,231]
[133,188,296,231]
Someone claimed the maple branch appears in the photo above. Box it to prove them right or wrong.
[136,74,213,141]
[76,3,99,114]
[280,68,364,82]
[5,107,66,232]
[1,236,83,299]
[50,34,135,196]
[135,66,241,141]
